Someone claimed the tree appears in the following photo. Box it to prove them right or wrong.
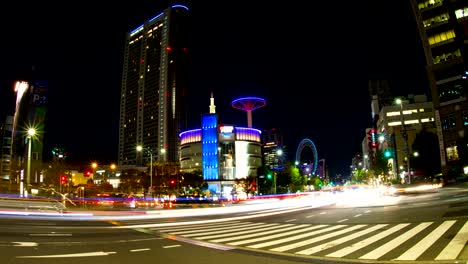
[373,148,391,181]
[117,168,145,194]
[256,166,273,194]
[352,168,366,184]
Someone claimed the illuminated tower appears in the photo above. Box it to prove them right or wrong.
[209,92,216,114]
[118,4,191,166]
[231,97,266,128]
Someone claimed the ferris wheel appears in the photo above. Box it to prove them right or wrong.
[295,138,319,175]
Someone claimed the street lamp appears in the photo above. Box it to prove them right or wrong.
[25,127,36,197]
[396,98,411,184]
[137,145,153,193]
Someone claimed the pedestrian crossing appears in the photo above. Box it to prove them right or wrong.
[152,220,468,261]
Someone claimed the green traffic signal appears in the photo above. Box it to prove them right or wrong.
[267,173,272,179]
[384,149,392,158]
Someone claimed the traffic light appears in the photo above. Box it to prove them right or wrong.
[60,175,67,184]
[85,170,92,177]
[367,128,378,148]
[267,173,272,180]
[170,179,175,185]
[384,149,392,159]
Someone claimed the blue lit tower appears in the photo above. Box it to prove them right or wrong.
[118,4,191,167]
[202,92,218,181]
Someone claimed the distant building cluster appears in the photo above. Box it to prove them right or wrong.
[360,0,468,185]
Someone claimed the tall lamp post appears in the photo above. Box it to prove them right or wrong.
[137,146,153,193]
[25,128,36,197]
[396,98,411,184]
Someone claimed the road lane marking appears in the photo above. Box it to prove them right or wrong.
[248,225,346,249]
[192,223,286,240]
[162,233,233,251]
[130,248,150,252]
[326,223,410,258]
[396,220,456,260]
[163,245,181,249]
[296,224,388,255]
[212,224,309,243]
[306,214,315,218]
[13,242,38,247]
[337,219,348,223]
[164,222,264,235]
[436,221,468,260]
[29,233,72,236]
[285,219,296,222]
[354,214,362,217]
[270,225,366,252]
[359,222,432,260]
[17,251,116,258]
[227,225,327,246]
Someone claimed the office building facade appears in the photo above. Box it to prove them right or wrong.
[410,0,468,182]
[118,4,191,167]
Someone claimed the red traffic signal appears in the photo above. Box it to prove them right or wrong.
[85,170,92,177]
[60,176,67,184]
[170,180,175,185]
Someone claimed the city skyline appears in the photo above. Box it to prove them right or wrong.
[0,1,428,177]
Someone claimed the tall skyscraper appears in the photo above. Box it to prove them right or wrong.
[262,128,284,171]
[118,4,191,167]
[410,1,468,183]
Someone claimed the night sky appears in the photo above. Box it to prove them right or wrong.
[0,1,428,177]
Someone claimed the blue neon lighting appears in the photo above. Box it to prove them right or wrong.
[130,25,144,36]
[231,97,266,104]
[148,13,163,23]
[202,114,218,181]
[235,127,262,134]
[171,5,189,10]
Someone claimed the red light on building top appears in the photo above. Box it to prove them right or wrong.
[166,46,172,52]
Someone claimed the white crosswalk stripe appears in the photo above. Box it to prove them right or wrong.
[248,224,346,249]
[359,222,433,260]
[326,223,410,258]
[295,224,388,255]
[395,220,456,260]
[211,224,310,243]
[170,222,269,236]
[270,225,366,252]
[155,219,468,261]
[228,224,328,247]
[193,223,285,240]
[436,220,468,260]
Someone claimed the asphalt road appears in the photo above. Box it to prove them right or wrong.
[1,186,468,264]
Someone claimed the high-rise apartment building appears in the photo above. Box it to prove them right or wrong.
[410,0,468,182]
[118,4,191,167]
[262,128,285,171]
[0,115,13,181]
